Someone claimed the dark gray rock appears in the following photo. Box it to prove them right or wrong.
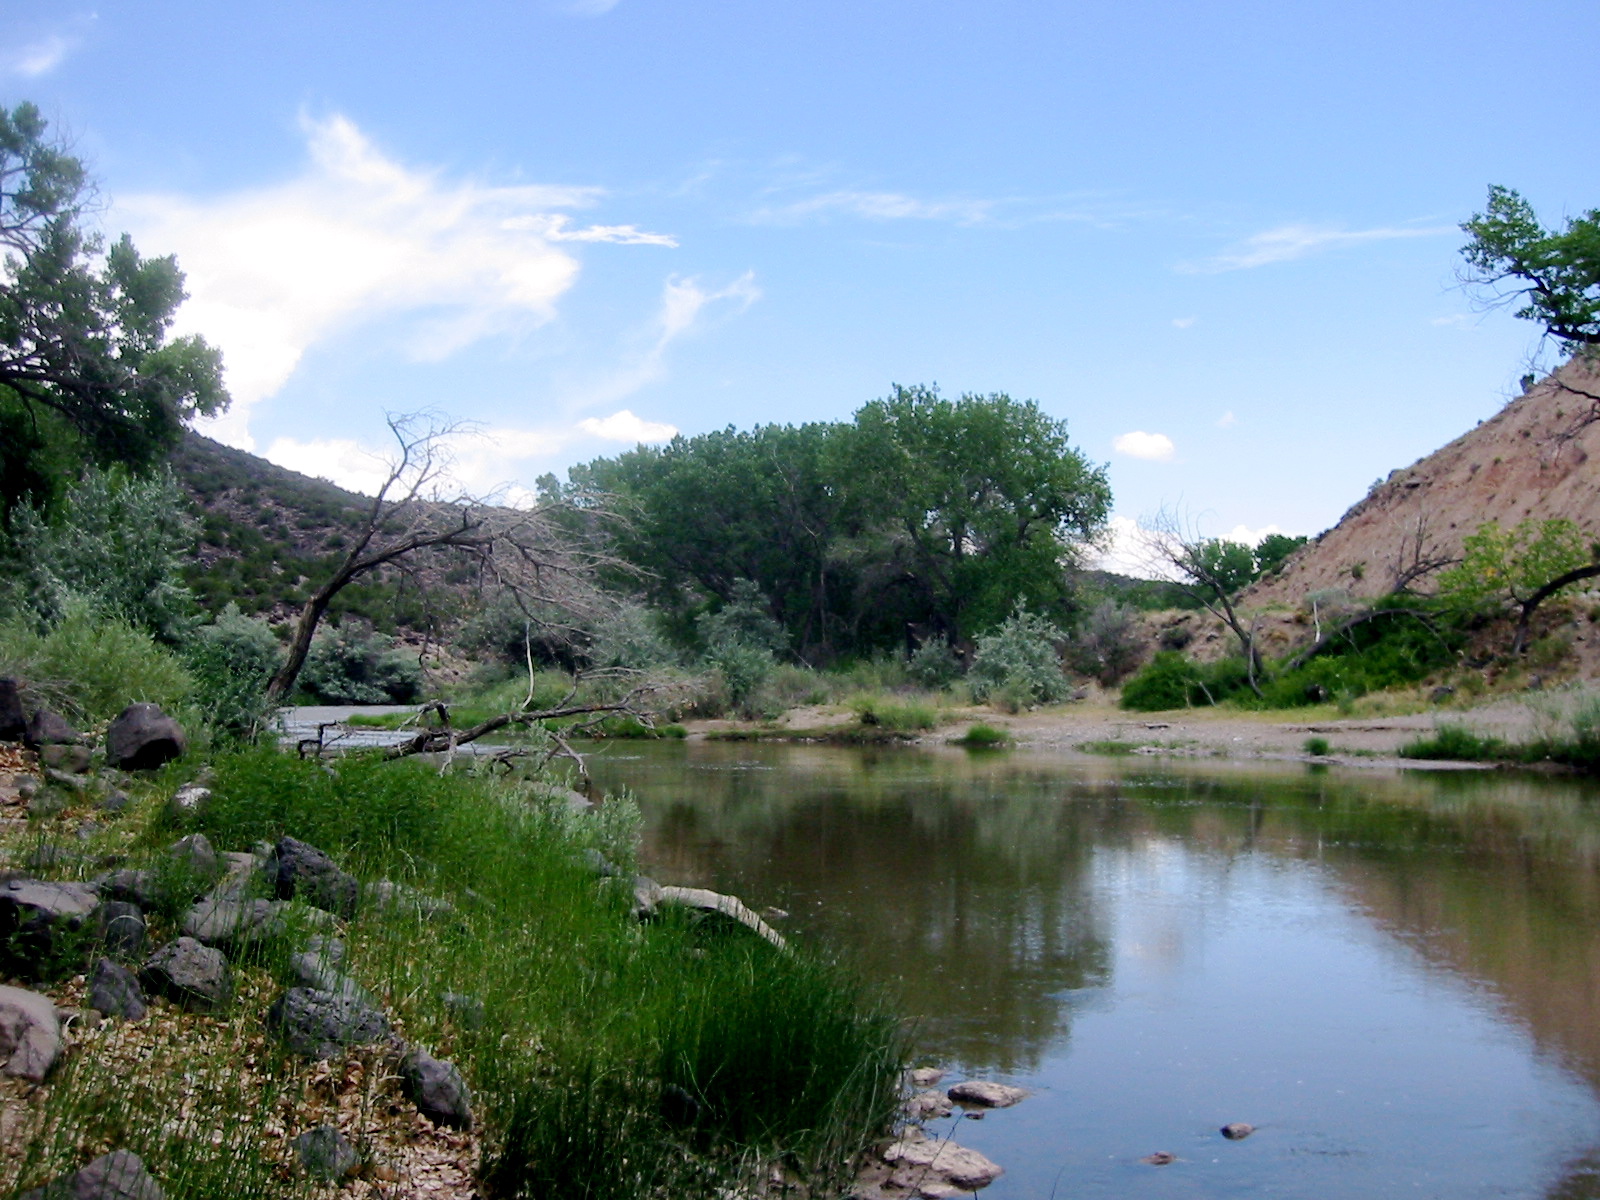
[0,878,100,980]
[181,898,288,948]
[288,948,372,1004]
[266,987,389,1059]
[103,705,186,771]
[399,1047,472,1130]
[96,870,162,910]
[303,935,345,965]
[97,902,147,960]
[140,937,231,1012]
[25,709,80,750]
[17,1149,165,1200]
[87,958,146,1021]
[40,744,92,774]
[0,678,24,742]
[27,789,67,819]
[208,851,266,901]
[272,838,358,919]
[292,1125,359,1180]
[441,991,485,1030]
[15,774,40,800]
[98,790,132,815]
[166,834,221,884]
[0,984,62,1081]
[44,768,92,792]
[367,879,454,921]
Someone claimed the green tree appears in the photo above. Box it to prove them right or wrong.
[0,102,228,520]
[1438,518,1600,654]
[1460,186,1600,350]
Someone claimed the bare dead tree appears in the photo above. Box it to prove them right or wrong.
[1137,511,1265,697]
[264,412,624,709]
[1389,511,1460,594]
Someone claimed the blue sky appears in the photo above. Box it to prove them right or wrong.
[5,0,1597,570]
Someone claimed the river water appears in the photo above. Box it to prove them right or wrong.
[584,741,1600,1200]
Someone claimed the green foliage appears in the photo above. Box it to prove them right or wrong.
[848,693,938,732]
[0,103,227,518]
[1438,519,1593,612]
[906,640,961,688]
[968,606,1071,707]
[1066,599,1145,685]
[2,466,198,642]
[1255,533,1308,576]
[1460,185,1600,350]
[1192,539,1258,596]
[1399,725,1507,762]
[698,580,785,717]
[1118,652,1251,711]
[182,604,281,738]
[0,598,193,722]
[953,723,1010,747]
[299,622,424,705]
[1304,736,1331,757]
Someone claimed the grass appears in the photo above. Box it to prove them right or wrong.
[4,745,907,1199]
[951,723,1010,748]
[846,692,939,733]
[1303,736,1331,757]
[1076,739,1138,756]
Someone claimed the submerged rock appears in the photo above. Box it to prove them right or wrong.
[904,1089,954,1120]
[1220,1122,1255,1140]
[946,1079,1027,1108]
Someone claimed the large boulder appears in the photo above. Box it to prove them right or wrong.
[140,938,231,1012]
[0,985,62,1081]
[0,878,101,980]
[399,1047,473,1130]
[18,1149,165,1200]
[87,958,147,1021]
[0,678,25,741]
[271,838,358,919]
[266,987,389,1059]
[103,705,186,771]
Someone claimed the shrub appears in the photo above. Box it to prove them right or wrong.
[953,723,1009,747]
[1119,651,1200,711]
[1399,724,1505,761]
[907,640,962,688]
[698,581,787,718]
[849,693,938,732]
[1067,600,1145,685]
[299,622,424,704]
[182,604,282,737]
[969,606,1070,707]
[1303,736,1331,756]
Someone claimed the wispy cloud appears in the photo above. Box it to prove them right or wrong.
[1431,313,1471,327]
[1216,410,1237,428]
[565,0,621,13]
[117,112,674,450]
[1180,222,1454,274]
[749,189,996,227]
[2,16,94,78]
[1112,431,1176,462]
[1171,316,1197,329]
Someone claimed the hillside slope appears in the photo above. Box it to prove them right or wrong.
[1251,355,1600,607]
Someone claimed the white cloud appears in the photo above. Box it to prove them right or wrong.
[577,409,678,443]
[1181,222,1454,274]
[1224,522,1289,547]
[1092,516,1179,580]
[263,436,403,498]
[1171,316,1196,329]
[117,113,672,449]
[566,0,621,13]
[1112,430,1176,461]
[4,31,78,78]
[1216,410,1237,428]
[1431,313,1470,327]
[750,190,994,226]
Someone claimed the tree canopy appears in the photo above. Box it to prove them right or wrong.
[1460,185,1600,350]
[0,102,228,521]
[571,386,1110,661]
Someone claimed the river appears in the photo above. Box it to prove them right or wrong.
[584,740,1600,1200]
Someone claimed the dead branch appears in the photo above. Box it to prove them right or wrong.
[1389,511,1460,594]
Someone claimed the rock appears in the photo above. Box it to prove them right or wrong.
[25,709,80,750]
[441,991,485,1030]
[907,1066,946,1088]
[98,790,132,815]
[303,934,345,965]
[0,678,25,741]
[87,958,147,1021]
[292,1125,359,1180]
[288,948,372,1004]
[25,844,80,872]
[946,1080,1027,1108]
[104,705,186,771]
[879,1137,1002,1193]
[97,901,147,960]
[0,878,101,980]
[41,744,92,774]
[97,870,162,910]
[44,768,92,792]
[140,937,232,1011]
[207,851,266,901]
[168,784,210,818]
[1430,685,1456,704]
[271,838,358,919]
[1220,1122,1255,1140]
[367,880,454,921]
[0,985,62,1081]
[181,898,289,948]
[17,1149,165,1200]
[167,834,221,884]
[399,1047,473,1130]
[655,885,788,949]
[904,1089,954,1119]
[1142,1152,1177,1166]
[27,789,67,819]
[15,774,40,800]
[660,1083,701,1127]
[581,848,619,877]
[266,987,389,1059]
[631,874,662,919]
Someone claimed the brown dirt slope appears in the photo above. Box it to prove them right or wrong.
[1249,355,1600,607]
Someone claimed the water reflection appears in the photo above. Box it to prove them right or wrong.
[588,744,1600,1199]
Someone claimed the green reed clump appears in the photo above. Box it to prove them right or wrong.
[1399,725,1507,762]
[848,692,939,732]
[954,724,1011,748]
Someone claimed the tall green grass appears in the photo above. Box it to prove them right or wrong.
[1,746,906,1199]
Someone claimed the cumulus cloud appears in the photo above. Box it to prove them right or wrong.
[1092,516,1181,580]
[117,112,673,449]
[1181,222,1454,274]
[578,409,678,443]
[1224,522,1291,547]
[1112,431,1176,461]
[750,190,995,226]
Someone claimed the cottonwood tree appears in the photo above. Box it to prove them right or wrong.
[1437,518,1600,655]
[263,413,630,715]
[1138,514,1265,696]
